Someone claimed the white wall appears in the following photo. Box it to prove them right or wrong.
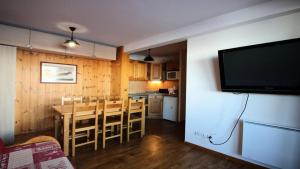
[185,12,300,167]
[0,45,16,145]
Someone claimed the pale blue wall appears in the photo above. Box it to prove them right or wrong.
[0,45,16,145]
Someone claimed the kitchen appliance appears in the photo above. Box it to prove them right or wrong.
[158,88,169,94]
[148,94,163,119]
[163,96,178,122]
[166,71,179,80]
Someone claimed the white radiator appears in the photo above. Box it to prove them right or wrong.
[242,120,300,169]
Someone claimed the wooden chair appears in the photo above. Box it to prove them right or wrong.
[97,97,105,135]
[61,96,83,105]
[71,102,99,156]
[125,98,145,142]
[60,96,90,140]
[102,100,124,149]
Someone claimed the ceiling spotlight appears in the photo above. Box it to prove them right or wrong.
[64,27,80,48]
[144,49,154,62]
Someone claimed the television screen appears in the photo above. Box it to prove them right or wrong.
[218,38,300,94]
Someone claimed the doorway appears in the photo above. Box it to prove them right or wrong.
[128,41,187,140]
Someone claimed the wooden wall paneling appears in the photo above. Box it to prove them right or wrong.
[96,61,102,96]
[110,46,129,103]
[15,50,23,134]
[41,54,49,129]
[107,62,112,95]
[87,59,96,97]
[74,57,83,97]
[92,60,99,96]
[15,49,114,134]
[110,54,121,96]
[29,52,38,131]
[81,59,87,96]
[99,61,102,96]
[63,56,75,97]
[120,51,129,104]
[22,51,31,133]
[104,61,111,96]
[128,60,134,80]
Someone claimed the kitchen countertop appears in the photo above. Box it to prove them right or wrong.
[129,92,178,97]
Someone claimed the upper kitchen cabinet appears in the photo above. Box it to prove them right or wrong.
[0,24,29,48]
[129,60,147,81]
[32,31,116,60]
[151,63,162,80]
[94,44,116,60]
[0,24,116,60]
[31,31,66,54]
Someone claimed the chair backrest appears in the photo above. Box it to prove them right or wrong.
[72,102,99,121]
[108,95,122,101]
[103,100,124,115]
[88,96,98,103]
[61,96,83,105]
[128,98,145,113]
[98,96,106,101]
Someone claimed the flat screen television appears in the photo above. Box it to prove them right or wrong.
[218,38,300,94]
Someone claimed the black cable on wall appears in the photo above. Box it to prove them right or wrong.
[208,93,250,145]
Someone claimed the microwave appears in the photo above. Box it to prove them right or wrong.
[166,71,179,80]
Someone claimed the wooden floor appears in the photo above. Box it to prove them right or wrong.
[15,119,263,169]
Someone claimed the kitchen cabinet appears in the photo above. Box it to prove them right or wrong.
[163,96,178,122]
[151,63,162,80]
[129,60,147,81]
[148,94,163,118]
[94,44,116,60]
[31,30,75,54]
[0,24,116,60]
[0,24,29,48]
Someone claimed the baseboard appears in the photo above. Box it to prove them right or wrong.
[184,142,267,169]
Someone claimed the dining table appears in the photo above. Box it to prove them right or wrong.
[52,103,145,156]
[0,141,74,169]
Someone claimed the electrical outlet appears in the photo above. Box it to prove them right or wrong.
[194,131,210,139]
[194,131,201,137]
[202,133,210,138]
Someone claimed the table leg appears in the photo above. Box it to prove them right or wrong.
[63,114,70,156]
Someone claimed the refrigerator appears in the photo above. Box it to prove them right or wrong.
[163,96,178,122]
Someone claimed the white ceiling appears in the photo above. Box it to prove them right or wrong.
[0,0,270,46]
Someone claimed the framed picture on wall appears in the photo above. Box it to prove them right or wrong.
[40,62,77,84]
